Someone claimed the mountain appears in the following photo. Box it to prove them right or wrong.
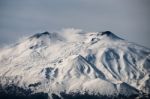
[0,29,150,99]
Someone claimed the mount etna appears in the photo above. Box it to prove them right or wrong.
[0,29,150,99]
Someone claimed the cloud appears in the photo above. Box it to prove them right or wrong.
[59,28,84,42]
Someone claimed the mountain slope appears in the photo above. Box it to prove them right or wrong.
[0,29,150,98]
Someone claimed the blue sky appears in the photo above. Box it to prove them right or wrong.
[0,0,150,48]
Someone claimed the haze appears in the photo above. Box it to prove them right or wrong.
[0,0,150,48]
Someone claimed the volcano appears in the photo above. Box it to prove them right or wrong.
[0,29,150,99]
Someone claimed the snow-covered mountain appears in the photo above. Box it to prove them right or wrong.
[0,29,150,99]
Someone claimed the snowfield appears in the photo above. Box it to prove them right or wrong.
[0,29,150,98]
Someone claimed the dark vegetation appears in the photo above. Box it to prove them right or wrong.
[0,84,48,99]
[0,84,149,99]
[53,92,149,99]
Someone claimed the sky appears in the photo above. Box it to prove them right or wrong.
[0,0,150,48]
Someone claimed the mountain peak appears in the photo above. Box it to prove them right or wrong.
[101,31,112,36]
[99,31,123,40]
[30,31,50,39]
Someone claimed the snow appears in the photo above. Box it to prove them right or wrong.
[0,28,150,97]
